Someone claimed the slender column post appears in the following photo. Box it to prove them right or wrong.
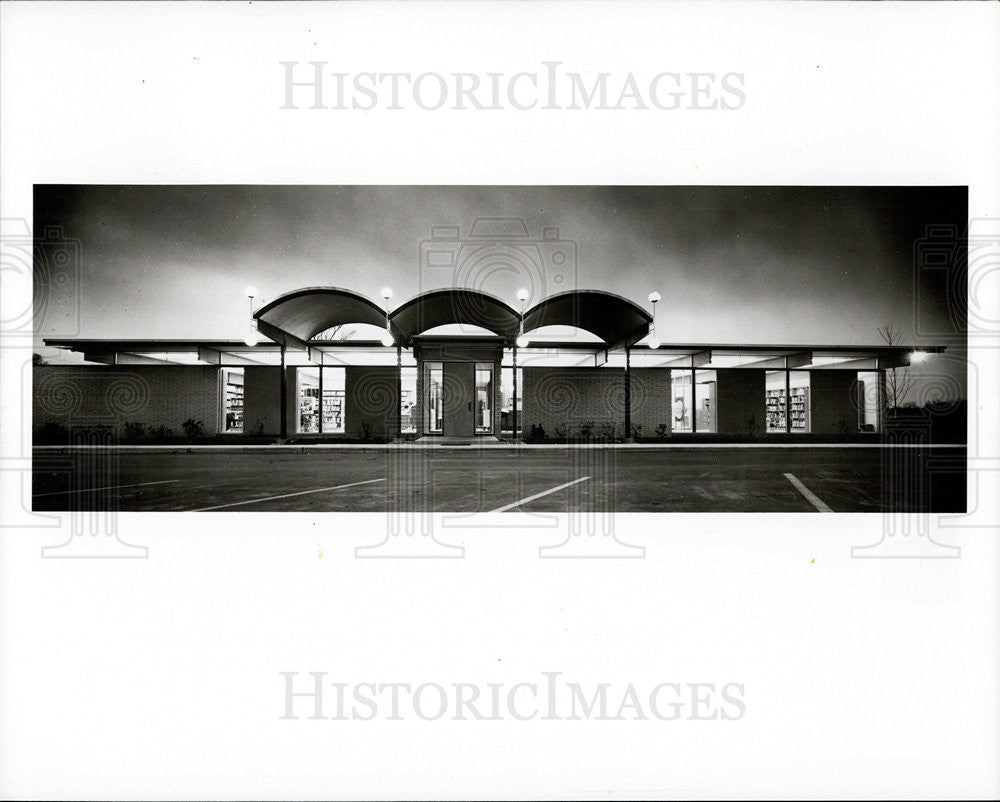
[318,357,324,434]
[690,364,696,434]
[785,363,791,433]
[512,343,518,441]
[624,346,631,440]
[279,342,288,439]
[396,345,403,440]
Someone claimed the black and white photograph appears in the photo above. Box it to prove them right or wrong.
[32,184,968,514]
[2,2,998,800]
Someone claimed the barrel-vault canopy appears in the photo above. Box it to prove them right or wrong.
[254,287,397,348]
[388,288,521,343]
[522,290,652,349]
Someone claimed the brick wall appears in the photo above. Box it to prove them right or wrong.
[522,367,626,439]
[243,366,282,435]
[345,365,398,438]
[33,364,220,435]
[716,369,766,436]
[810,370,859,434]
[630,368,674,438]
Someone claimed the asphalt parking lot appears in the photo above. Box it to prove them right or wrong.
[31,445,966,513]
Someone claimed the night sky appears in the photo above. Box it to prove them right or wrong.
[33,185,968,396]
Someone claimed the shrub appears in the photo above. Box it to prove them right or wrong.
[35,422,68,444]
[655,423,668,439]
[578,420,595,439]
[148,425,173,442]
[598,421,616,441]
[359,419,375,441]
[527,423,545,443]
[553,424,567,440]
[122,421,145,442]
[630,423,642,439]
[182,418,205,439]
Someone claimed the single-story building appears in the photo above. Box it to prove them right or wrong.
[35,288,943,441]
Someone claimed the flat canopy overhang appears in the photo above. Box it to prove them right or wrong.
[43,338,946,368]
[521,290,652,349]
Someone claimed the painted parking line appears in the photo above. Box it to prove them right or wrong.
[489,476,591,513]
[31,479,180,498]
[783,473,833,513]
[190,477,386,512]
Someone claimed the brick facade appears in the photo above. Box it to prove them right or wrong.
[33,364,220,435]
[345,365,398,438]
[522,366,626,439]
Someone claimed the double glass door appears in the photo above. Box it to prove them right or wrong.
[426,361,493,436]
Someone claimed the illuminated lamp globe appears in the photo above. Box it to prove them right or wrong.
[648,336,661,350]
[381,330,395,347]
[381,286,394,300]
[244,285,258,299]
[517,288,529,302]
[648,291,661,304]
[516,334,529,349]
[244,329,259,347]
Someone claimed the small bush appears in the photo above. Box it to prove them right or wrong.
[578,420,595,439]
[655,423,668,439]
[630,423,642,439]
[35,422,68,444]
[182,418,205,439]
[527,423,545,443]
[553,424,567,440]
[148,425,173,442]
[359,419,375,441]
[122,421,145,442]
[598,421,616,441]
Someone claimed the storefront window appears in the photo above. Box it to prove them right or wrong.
[475,363,493,433]
[297,367,320,433]
[789,371,810,433]
[321,367,345,433]
[765,371,787,433]
[695,370,717,433]
[857,371,880,432]
[222,368,244,433]
[427,363,443,433]
[671,371,692,433]
[400,367,417,433]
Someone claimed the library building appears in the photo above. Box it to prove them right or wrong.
[34,287,941,442]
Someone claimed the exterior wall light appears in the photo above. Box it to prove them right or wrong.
[516,334,529,349]
[647,291,661,349]
[244,329,259,347]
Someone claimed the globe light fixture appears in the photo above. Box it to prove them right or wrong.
[517,288,529,302]
[381,286,393,300]
[245,285,258,300]
[648,336,661,350]
[516,334,529,349]
[244,329,259,347]
[648,291,661,304]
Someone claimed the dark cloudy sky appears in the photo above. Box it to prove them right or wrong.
[34,184,966,353]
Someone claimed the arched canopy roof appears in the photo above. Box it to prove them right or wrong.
[389,288,520,342]
[254,287,397,347]
[522,290,652,348]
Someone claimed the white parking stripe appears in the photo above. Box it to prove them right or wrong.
[783,473,833,512]
[489,476,591,513]
[32,479,180,498]
[190,477,385,512]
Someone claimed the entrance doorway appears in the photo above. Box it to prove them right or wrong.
[442,362,475,437]
[424,360,495,437]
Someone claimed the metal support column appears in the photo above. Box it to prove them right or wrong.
[512,343,518,441]
[279,342,288,439]
[396,345,403,440]
[624,346,632,439]
[784,363,791,433]
[690,364,696,434]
